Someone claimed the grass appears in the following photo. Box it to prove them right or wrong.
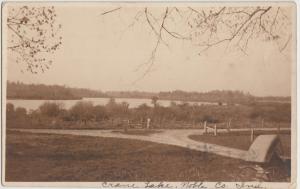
[4,130,271,182]
[5,130,291,182]
[189,131,291,157]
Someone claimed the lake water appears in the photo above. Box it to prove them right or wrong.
[7,97,219,110]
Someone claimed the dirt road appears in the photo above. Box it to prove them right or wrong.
[10,128,290,162]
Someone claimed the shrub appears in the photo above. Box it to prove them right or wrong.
[6,103,15,120]
[15,107,27,116]
[70,101,94,123]
[59,109,72,121]
[39,102,64,117]
[202,115,218,123]
[93,105,108,121]
[6,103,14,113]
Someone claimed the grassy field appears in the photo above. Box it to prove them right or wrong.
[6,130,281,182]
[5,130,291,182]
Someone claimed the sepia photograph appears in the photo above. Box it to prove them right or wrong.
[1,1,297,188]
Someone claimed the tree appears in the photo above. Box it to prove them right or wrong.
[39,102,64,117]
[6,103,15,120]
[93,105,108,121]
[202,114,218,123]
[15,107,27,117]
[101,5,292,77]
[120,102,130,117]
[106,97,117,108]
[151,96,159,107]
[70,101,94,124]
[6,103,15,114]
[6,5,62,73]
[135,103,151,120]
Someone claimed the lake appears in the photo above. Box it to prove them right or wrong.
[6,97,219,110]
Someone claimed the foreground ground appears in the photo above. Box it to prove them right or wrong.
[6,130,290,182]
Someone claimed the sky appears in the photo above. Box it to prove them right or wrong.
[5,3,295,97]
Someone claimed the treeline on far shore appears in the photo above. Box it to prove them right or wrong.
[7,81,290,104]
[7,81,108,100]
[6,98,291,130]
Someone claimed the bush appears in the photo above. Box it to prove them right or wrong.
[59,109,72,121]
[39,102,64,117]
[249,111,261,120]
[15,107,27,116]
[134,103,151,120]
[6,103,15,120]
[70,101,94,123]
[6,103,14,114]
[105,99,130,118]
[93,105,108,121]
[202,115,218,123]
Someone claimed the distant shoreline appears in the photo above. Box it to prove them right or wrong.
[6,96,291,104]
[7,81,291,104]
[6,97,83,100]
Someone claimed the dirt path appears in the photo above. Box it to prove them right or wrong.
[10,128,290,162]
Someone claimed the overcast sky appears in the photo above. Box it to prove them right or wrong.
[6,3,295,96]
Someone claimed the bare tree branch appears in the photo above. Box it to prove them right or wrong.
[101,5,292,81]
[101,7,121,16]
[280,34,292,52]
[7,6,62,73]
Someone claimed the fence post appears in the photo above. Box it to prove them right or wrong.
[227,119,231,132]
[261,119,264,128]
[204,121,207,133]
[250,128,254,142]
[214,124,217,136]
[147,118,151,129]
[124,119,129,133]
